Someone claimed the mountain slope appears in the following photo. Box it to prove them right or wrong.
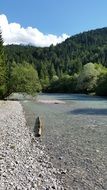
[5,27,107,77]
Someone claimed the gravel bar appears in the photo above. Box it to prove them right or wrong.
[0,101,64,190]
[21,94,107,190]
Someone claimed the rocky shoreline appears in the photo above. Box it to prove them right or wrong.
[0,101,64,190]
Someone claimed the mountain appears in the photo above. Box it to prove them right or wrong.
[5,27,107,78]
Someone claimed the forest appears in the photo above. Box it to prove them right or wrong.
[0,27,107,99]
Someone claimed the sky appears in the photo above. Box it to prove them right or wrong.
[0,0,107,47]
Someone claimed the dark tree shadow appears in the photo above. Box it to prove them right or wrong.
[69,108,107,115]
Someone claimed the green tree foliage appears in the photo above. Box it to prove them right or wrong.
[5,28,107,81]
[76,63,101,93]
[49,63,56,79]
[4,27,107,96]
[96,71,107,96]
[46,74,77,93]
[11,63,41,95]
[0,31,7,99]
[39,61,50,90]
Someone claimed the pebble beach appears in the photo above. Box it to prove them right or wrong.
[0,101,64,190]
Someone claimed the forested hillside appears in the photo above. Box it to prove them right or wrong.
[1,27,107,97]
[5,27,107,76]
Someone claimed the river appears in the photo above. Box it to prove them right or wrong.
[22,93,107,190]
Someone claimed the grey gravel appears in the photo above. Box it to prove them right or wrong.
[22,93,107,190]
[0,101,64,190]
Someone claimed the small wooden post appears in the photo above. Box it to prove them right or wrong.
[34,116,43,137]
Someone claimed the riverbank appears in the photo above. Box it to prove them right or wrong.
[22,93,107,190]
[0,101,64,190]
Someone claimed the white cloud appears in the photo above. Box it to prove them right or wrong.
[0,14,69,47]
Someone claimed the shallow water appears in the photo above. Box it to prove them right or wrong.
[22,93,107,190]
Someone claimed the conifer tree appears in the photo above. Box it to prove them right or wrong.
[0,30,7,99]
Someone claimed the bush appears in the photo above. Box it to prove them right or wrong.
[11,63,41,95]
[96,73,107,96]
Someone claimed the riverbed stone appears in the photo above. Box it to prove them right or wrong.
[0,101,64,190]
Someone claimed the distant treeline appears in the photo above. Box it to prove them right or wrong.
[0,27,107,99]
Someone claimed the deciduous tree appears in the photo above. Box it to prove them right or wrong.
[11,62,41,95]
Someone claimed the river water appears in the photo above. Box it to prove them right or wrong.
[22,93,107,190]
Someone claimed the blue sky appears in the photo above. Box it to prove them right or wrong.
[0,0,107,46]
